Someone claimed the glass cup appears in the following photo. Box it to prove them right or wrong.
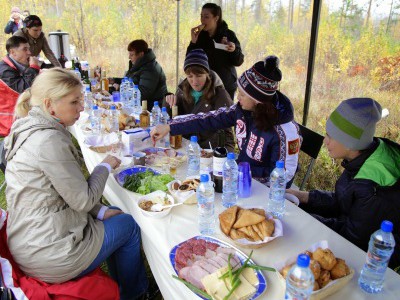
[238,162,251,198]
[169,160,178,176]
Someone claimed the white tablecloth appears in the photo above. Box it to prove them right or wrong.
[70,123,400,300]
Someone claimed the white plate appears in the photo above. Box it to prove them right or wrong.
[137,190,175,218]
[214,40,228,51]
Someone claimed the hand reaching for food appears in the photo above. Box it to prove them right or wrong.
[150,124,171,145]
[191,24,205,43]
[101,155,121,170]
[165,94,177,108]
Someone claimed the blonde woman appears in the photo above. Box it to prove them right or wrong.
[5,68,148,299]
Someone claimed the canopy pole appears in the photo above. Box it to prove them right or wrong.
[303,0,322,126]
[176,0,181,87]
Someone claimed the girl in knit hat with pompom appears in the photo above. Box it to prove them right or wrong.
[152,55,301,187]
[163,49,235,152]
[287,98,400,269]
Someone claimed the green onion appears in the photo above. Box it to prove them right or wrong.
[172,275,212,300]
[246,265,276,272]
[223,278,241,300]
[228,253,233,284]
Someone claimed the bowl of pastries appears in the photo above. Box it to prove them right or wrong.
[167,177,200,204]
[277,241,354,300]
[218,206,283,249]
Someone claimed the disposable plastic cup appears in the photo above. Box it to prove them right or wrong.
[238,162,251,198]
[112,91,120,102]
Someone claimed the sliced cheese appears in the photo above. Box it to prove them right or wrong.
[202,266,258,300]
[202,267,230,299]
[241,267,259,286]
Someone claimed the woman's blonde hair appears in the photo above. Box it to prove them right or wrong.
[14,68,82,118]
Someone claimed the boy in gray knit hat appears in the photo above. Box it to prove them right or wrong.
[287,97,400,269]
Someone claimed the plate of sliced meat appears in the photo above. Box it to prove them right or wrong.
[170,236,267,300]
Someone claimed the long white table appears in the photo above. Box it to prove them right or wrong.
[70,123,400,300]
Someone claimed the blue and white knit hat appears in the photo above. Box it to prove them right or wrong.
[237,55,282,101]
[326,98,382,150]
[184,49,210,72]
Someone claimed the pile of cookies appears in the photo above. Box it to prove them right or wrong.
[219,206,275,242]
[280,248,351,291]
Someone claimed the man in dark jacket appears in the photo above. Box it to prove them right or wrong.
[287,98,400,269]
[125,39,167,111]
[0,35,40,93]
[4,7,24,35]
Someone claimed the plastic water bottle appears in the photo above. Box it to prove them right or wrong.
[84,86,93,114]
[161,107,170,148]
[91,105,101,135]
[151,101,162,126]
[222,152,238,208]
[197,174,215,235]
[109,105,119,133]
[120,77,129,108]
[285,254,314,300]
[186,136,201,177]
[73,68,81,79]
[358,220,396,293]
[267,160,287,219]
[127,78,134,109]
[132,84,141,115]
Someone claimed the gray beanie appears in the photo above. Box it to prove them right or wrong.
[326,98,382,150]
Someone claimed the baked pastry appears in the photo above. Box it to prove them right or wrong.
[233,210,265,229]
[219,206,238,235]
[313,248,337,271]
[309,259,321,280]
[313,281,320,291]
[303,250,313,259]
[330,258,350,280]
[280,264,293,279]
[317,270,331,288]
[229,228,248,240]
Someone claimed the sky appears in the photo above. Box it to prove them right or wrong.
[272,0,395,19]
[326,0,394,19]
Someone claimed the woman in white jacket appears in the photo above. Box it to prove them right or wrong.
[4,68,148,299]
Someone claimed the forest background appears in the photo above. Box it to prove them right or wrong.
[0,0,399,192]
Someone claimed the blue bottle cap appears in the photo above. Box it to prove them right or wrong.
[190,136,198,142]
[154,101,159,106]
[162,107,167,112]
[227,152,235,160]
[381,220,393,232]
[85,86,90,91]
[276,160,284,168]
[200,174,209,182]
[134,84,139,88]
[92,105,98,110]
[110,105,116,110]
[296,254,310,267]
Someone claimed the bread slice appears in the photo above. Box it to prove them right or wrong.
[233,210,265,228]
[219,206,238,235]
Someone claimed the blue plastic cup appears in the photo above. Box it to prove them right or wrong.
[112,91,120,102]
[238,162,251,198]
